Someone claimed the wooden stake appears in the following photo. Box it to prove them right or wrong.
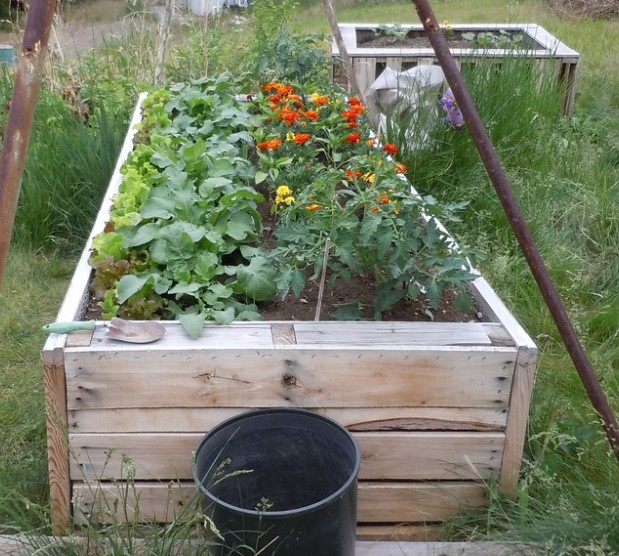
[0,0,58,291]
[314,238,332,321]
[154,0,175,85]
[322,0,379,129]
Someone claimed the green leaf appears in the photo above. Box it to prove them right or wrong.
[168,282,202,296]
[374,282,406,315]
[212,307,235,324]
[225,212,256,241]
[204,283,234,306]
[425,279,442,309]
[116,274,151,304]
[179,312,206,340]
[255,171,268,185]
[360,212,381,246]
[331,302,363,321]
[125,222,162,247]
[236,257,277,301]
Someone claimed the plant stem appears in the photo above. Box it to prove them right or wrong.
[314,238,332,321]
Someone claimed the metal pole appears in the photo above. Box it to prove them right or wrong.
[0,0,58,290]
[411,0,619,462]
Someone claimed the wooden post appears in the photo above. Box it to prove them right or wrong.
[43,345,71,534]
[0,0,58,291]
[154,0,175,85]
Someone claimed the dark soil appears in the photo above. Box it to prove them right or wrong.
[259,276,482,322]
[359,35,475,49]
[254,196,482,323]
[356,30,537,50]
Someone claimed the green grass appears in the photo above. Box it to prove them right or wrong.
[0,0,618,552]
[0,251,75,510]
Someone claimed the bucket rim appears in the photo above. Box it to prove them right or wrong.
[193,407,361,518]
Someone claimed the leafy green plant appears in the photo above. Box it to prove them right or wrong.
[253,81,477,317]
[375,23,409,39]
[89,76,477,333]
[462,30,527,49]
[90,76,272,337]
[252,29,332,86]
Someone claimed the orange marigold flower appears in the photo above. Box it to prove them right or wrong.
[348,96,362,106]
[287,94,304,107]
[395,162,408,174]
[262,81,281,92]
[257,138,282,151]
[277,84,295,96]
[344,132,361,144]
[345,169,362,179]
[313,95,328,105]
[279,108,301,125]
[306,203,322,212]
[303,110,319,121]
[371,205,380,213]
[383,143,398,155]
[294,133,311,145]
[380,196,391,204]
[367,139,376,147]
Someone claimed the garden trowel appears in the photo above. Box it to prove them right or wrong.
[42,317,165,344]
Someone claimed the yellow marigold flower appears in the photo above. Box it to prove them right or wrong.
[363,172,376,184]
[311,92,329,105]
[283,196,295,205]
[286,131,295,142]
[276,185,292,197]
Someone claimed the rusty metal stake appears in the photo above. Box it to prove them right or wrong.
[0,0,58,291]
[410,0,619,463]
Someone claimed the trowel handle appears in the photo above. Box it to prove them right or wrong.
[42,320,98,334]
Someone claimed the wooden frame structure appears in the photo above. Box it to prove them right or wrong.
[43,96,538,540]
[332,23,580,117]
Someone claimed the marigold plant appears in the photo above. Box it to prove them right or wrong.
[251,80,477,316]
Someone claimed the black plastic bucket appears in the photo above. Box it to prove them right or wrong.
[193,408,360,556]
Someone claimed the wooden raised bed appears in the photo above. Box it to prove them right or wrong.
[332,23,580,117]
[43,96,538,540]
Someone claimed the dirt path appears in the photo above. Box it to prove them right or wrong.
[0,19,137,60]
[54,20,132,59]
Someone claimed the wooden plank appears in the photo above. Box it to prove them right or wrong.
[73,481,487,525]
[68,406,508,434]
[357,482,487,522]
[271,323,296,345]
[51,94,147,325]
[0,536,535,556]
[65,347,516,410]
[469,277,536,349]
[356,540,536,555]
[499,346,538,496]
[354,57,378,94]
[357,525,442,542]
[59,319,495,349]
[42,346,71,535]
[68,432,503,482]
[293,321,492,346]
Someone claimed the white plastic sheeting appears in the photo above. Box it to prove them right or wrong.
[364,65,446,149]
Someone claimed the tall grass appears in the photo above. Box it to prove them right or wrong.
[0,0,618,552]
